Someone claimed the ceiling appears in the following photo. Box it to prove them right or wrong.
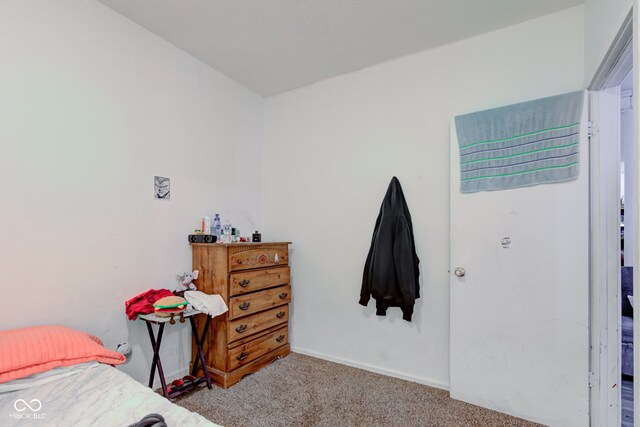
[97,0,584,96]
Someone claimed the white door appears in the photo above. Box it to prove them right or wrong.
[449,97,590,427]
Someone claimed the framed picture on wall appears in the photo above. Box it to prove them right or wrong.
[154,176,170,200]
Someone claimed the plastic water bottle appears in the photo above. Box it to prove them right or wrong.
[223,221,232,243]
[204,215,211,235]
[213,214,222,239]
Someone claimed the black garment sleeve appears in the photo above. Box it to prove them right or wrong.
[393,217,417,307]
[360,212,382,307]
[359,246,373,306]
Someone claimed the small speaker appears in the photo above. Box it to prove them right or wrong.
[188,234,218,244]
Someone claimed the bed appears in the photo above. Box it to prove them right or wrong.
[0,326,218,427]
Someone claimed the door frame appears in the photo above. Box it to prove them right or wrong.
[589,85,623,427]
[587,9,635,427]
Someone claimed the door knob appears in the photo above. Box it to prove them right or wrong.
[454,267,465,277]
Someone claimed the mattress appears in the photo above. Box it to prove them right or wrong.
[0,362,218,426]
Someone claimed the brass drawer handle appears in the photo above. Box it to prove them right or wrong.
[235,324,247,333]
[236,351,249,361]
[276,335,285,343]
[276,311,286,319]
[239,302,250,310]
[278,292,288,299]
[239,279,250,287]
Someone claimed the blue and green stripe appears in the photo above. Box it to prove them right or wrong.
[461,161,578,182]
[460,141,578,165]
[459,122,580,149]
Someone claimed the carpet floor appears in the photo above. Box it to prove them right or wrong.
[174,353,541,427]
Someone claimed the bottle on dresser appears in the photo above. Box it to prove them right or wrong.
[213,214,222,239]
[223,220,232,243]
[204,216,212,235]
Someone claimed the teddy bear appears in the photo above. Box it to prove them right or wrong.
[177,270,199,291]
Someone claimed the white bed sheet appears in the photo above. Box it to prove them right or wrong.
[0,363,218,426]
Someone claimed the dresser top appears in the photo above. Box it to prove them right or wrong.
[190,241,291,247]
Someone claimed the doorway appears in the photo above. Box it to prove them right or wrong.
[588,10,636,427]
[620,69,634,427]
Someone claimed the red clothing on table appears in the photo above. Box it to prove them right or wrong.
[125,289,174,320]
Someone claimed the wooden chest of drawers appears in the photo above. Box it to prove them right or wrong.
[191,242,291,388]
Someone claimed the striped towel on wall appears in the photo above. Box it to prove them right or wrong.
[454,91,584,193]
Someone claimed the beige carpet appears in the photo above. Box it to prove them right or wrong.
[175,352,541,427]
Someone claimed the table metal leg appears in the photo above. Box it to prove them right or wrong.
[145,321,168,396]
[190,316,212,389]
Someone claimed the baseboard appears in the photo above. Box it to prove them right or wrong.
[291,346,450,391]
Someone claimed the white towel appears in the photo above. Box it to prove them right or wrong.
[184,291,228,318]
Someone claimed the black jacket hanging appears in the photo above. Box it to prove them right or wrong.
[359,177,420,321]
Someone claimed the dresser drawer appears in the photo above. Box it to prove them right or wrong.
[229,248,288,272]
[230,266,290,296]
[228,305,288,342]
[227,326,288,370]
[229,285,291,319]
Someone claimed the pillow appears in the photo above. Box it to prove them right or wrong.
[0,325,125,384]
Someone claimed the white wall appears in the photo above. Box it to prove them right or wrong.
[262,6,585,389]
[584,0,634,84]
[0,0,263,383]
